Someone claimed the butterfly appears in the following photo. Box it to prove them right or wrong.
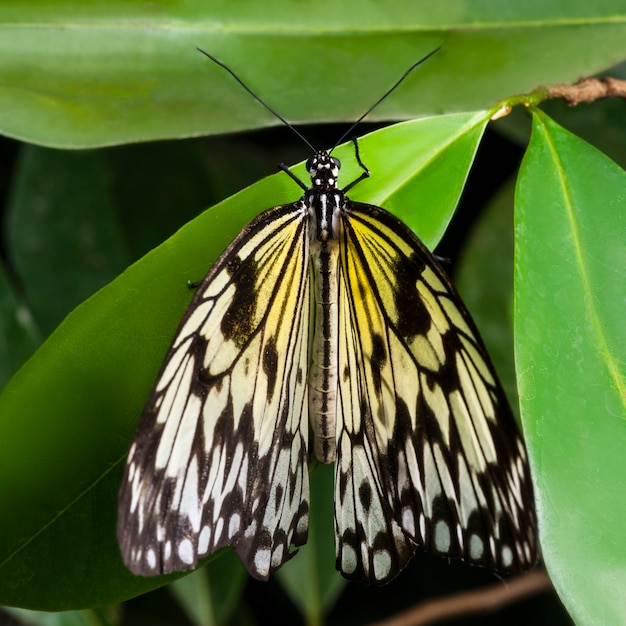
[117,50,537,585]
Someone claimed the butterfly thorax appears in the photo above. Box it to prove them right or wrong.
[305,151,344,243]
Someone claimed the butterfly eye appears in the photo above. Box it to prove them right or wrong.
[331,157,341,169]
[305,157,316,171]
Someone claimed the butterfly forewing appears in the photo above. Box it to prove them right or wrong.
[333,201,536,582]
[118,203,312,579]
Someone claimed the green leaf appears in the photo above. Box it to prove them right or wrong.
[6,146,131,335]
[515,110,626,624]
[1,606,119,626]
[1,1,626,146]
[169,552,247,626]
[0,112,489,609]
[168,569,215,626]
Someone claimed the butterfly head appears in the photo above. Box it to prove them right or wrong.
[307,152,341,191]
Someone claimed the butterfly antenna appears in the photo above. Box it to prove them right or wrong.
[331,46,441,152]
[197,48,317,153]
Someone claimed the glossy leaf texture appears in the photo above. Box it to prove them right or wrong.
[0,112,489,609]
[515,110,626,625]
[2,1,626,147]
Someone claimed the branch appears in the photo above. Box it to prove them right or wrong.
[490,76,626,119]
[544,77,626,106]
[366,570,554,626]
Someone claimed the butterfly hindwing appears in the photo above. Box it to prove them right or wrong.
[335,211,416,583]
[117,203,311,579]
[334,201,536,583]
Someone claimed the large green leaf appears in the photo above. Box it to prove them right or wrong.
[0,111,489,610]
[1,1,626,146]
[515,110,626,624]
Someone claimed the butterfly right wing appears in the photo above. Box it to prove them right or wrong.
[117,202,311,580]
[334,202,537,583]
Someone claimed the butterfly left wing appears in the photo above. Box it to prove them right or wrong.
[118,203,311,579]
[334,201,537,584]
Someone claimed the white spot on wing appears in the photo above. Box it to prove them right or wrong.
[373,550,392,582]
[198,526,210,554]
[341,544,357,575]
[254,548,271,577]
[229,513,241,538]
[402,507,415,536]
[272,544,284,567]
[178,538,194,565]
[501,545,513,568]
[470,535,485,560]
[146,548,157,570]
[435,520,451,552]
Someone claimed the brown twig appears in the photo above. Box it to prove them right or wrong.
[366,570,554,626]
[490,76,626,120]
[544,76,626,106]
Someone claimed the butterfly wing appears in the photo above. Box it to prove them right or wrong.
[335,201,537,584]
[118,203,311,580]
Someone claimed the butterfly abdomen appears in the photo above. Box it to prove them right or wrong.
[308,186,344,464]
